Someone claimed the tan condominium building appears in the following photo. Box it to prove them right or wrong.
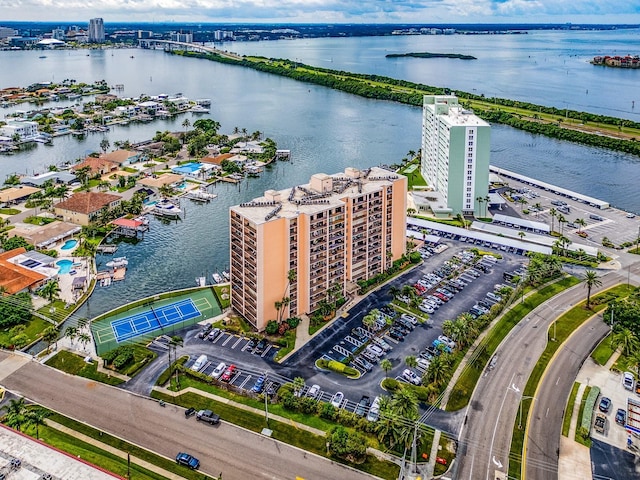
[230,166,407,331]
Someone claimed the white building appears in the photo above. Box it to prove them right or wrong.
[0,27,17,40]
[170,31,193,43]
[420,95,491,217]
[88,18,105,43]
[0,121,39,141]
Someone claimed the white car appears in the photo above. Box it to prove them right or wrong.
[402,369,422,386]
[438,335,456,349]
[367,396,381,422]
[366,344,384,357]
[330,391,344,408]
[623,372,635,390]
[401,314,418,325]
[417,358,430,371]
[211,362,226,379]
[419,304,434,314]
[307,384,321,399]
[372,337,392,352]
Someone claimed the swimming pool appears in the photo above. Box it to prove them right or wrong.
[61,239,78,250]
[172,162,202,174]
[56,259,73,274]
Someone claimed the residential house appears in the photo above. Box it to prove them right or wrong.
[101,149,142,166]
[54,192,121,225]
[72,157,118,177]
[0,121,39,141]
[0,248,57,294]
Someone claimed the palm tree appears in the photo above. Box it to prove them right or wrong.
[391,388,419,420]
[168,335,183,387]
[388,286,401,301]
[612,328,639,356]
[584,270,602,309]
[484,195,490,217]
[1,397,27,431]
[64,326,78,346]
[362,314,377,333]
[475,196,484,217]
[549,207,557,232]
[26,407,51,439]
[182,118,191,144]
[518,198,528,211]
[77,332,92,352]
[518,231,526,241]
[423,354,450,387]
[42,326,59,353]
[405,356,418,369]
[380,359,393,378]
[557,214,567,236]
[99,138,110,154]
[575,218,586,233]
[292,377,305,396]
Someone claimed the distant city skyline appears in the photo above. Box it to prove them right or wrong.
[1,0,640,24]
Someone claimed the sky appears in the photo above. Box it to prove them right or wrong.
[2,0,640,24]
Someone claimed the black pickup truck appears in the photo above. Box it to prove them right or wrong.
[196,409,220,424]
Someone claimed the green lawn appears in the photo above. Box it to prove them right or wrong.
[562,382,580,437]
[591,332,617,366]
[446,276,580,411]
[23,215,56,225]
[212,284,231,309]
[45,351,124,385]
[0,316,51,349]
[574,386,593,448]
[0,208,20,215]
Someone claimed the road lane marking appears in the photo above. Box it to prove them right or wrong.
[487,372,516,480]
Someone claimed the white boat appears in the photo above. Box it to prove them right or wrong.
[105,257,128,268]
[186,189,218,202]
[134,215,150,225]
[212,272,223,284]
[196,99,211,106]
[196,276,207,287]
[190,105,209,113]
[221,270,230,281]
[153,199,182,217]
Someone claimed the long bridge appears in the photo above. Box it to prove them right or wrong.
[137,39,243,61]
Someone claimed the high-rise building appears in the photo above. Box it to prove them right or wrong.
[0,26,17,40]
[230,167,407,331]
[169,31,193,43]
[88,18,105,43]
[420,95,490,216]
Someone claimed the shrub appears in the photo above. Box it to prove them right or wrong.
[328,360,346,373]
[287,316,301,329]
[265,320,278,335]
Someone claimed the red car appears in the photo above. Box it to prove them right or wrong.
[220,364,237,382]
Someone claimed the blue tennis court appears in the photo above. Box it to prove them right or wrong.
[111,299,201,342]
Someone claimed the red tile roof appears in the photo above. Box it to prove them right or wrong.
[0,248,47,295]
[55,192,121,215]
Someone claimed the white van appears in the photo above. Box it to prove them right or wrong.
[191,354,208,372]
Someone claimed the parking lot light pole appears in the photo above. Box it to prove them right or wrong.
[519,396,537,429]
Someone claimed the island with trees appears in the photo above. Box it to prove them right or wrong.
[386,52,477,60]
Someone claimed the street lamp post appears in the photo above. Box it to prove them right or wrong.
[519,396,537,429]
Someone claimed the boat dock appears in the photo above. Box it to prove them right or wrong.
[97,244,118,254]
[97,267,126,286]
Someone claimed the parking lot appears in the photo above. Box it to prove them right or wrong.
[499,172,639,248]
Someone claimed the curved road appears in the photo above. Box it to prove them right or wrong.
[525,313,610,480]
[454,266,639,480]
[0,353,377,480]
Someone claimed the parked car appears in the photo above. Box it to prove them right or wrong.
[372,337,392,352]
[402,369,422,386]
[196,409,220,424]
[307,384,321,399]
[623,372,635,390]
[207,328,221,341]
[354,395,371,416]
[220,364,237,382]
[197,324,213,339]
[616,408,627,425]
[184,407,196,417]
[330,391,345,408]
[266,381,282,397]
[388,329,405,341]
[176,452,200,469]
[419,304,435,314]
[366,344,385,357]
[367,396,381,422]
[401,314,418,325]
[417,358,430,370]
[254,338,269,354]
[251,375,266,393]
[211,362,226,379]
[486,292,502,302]
[598,396,612,413]
[594,413,606,434]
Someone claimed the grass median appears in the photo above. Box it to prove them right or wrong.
[445,276,580,411]
[562,382,580,437]
[591,332,617,366]
[508,284,635,479]
[45,351,124,386]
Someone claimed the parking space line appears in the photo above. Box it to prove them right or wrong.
[231,337,244,349]
[239,375,251,389]
[261,345,272,358]
[221,335,234,347]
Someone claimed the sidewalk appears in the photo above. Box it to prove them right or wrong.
[45,419,185,480]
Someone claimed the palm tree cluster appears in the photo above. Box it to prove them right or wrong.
[525,253,563,285]
[1,397,51,439]
[374,390,422,451]
[441,313,479,351]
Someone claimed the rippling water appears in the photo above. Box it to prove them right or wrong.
[0,42,638,315]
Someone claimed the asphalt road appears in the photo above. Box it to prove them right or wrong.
[453,267,632,480]
[525,313,610,480]
[0,355,377,480]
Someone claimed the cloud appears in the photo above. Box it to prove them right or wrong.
[3,0,640,22]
